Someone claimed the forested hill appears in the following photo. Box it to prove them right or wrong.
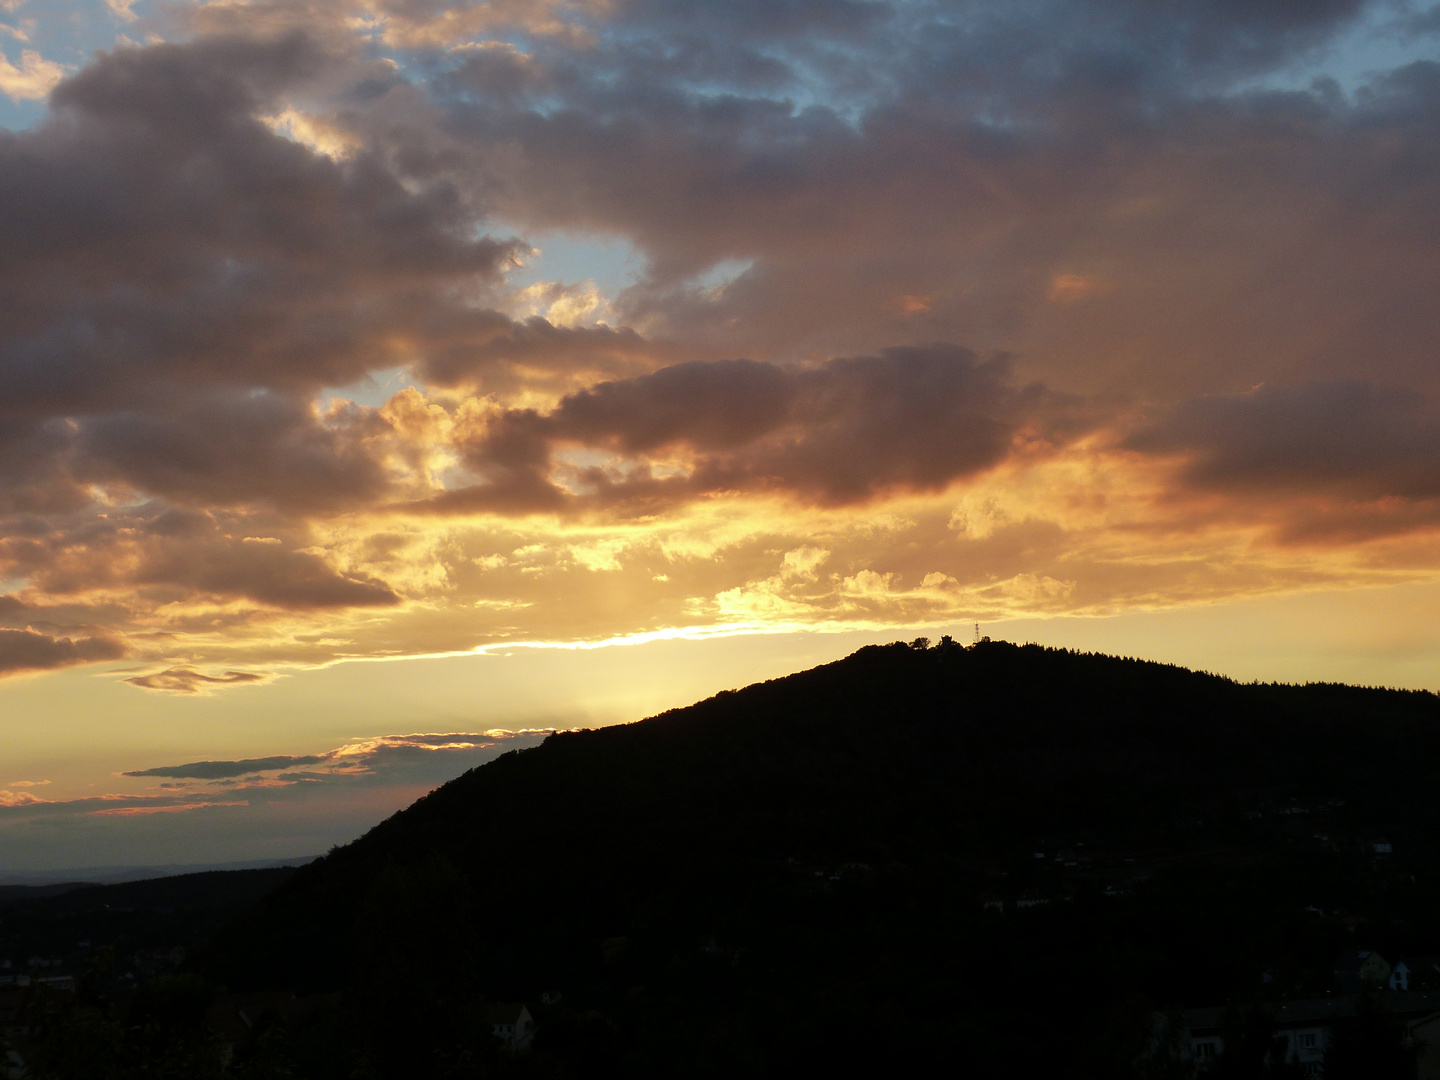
[196,639,1440,1076]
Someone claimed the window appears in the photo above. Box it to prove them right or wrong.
[1195,1042,1216,1058]
[1301,1033,1317,1049]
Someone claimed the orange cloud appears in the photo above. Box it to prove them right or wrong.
[124,668,273,694]
[92,801,249,817]
[0,790,51,808]
[1046,274,1114,303]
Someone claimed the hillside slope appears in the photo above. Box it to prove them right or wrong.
[196,639,1440,1076]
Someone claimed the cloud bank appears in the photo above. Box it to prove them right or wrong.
[0,0,1438,686]
[0,729,554,863]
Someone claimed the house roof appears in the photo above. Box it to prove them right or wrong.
[1398,956,1440,972]
[204,990,339,1043]
[1334,948,1387,973]
[1184,990,1440,1034]
[480,1002,530,1026]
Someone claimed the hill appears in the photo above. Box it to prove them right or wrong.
[172,638,1440,1076]
[0,867,305,982]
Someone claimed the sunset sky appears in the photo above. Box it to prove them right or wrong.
[3,0,1440,873]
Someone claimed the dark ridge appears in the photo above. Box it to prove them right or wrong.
[0,883,96,903]
[189,639,1440,1075]
[0,867,305,965]
[1,866,304,916]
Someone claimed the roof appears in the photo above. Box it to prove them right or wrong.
[1334,948,1387,973]
[1185,991,1440,1034]
[204,991,339,1042]
[1398,956,1440,971]
[481,1002,530,1026]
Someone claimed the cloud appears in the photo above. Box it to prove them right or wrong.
[1,0,1439,686]
[0,727,557,882]
[1124,381,1440,540]
[0,790,258,817]
[0,730,554,844]
[120,730,549,784]
[0,48,62,100]
[70,392,391,513]
[132,533,402,610]
[0,506,403,630]
[408,0,1440,400]
[123,668,274,694]
[1129,382,1440,497]
[92,800,248,817]
[0,33,523,483]
[0,627,125,675]
[424,345,1092,515]
[124,753,325,779]
[0,789,50,807]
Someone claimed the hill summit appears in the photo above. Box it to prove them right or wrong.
[198,639,1440,1076]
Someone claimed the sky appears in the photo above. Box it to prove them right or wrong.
[1,0,1440,874]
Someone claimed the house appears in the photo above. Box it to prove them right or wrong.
[1392,957,1440,992]
[1395,960,1416,991]
[206,990,303,1042]
[205,990,341,1065]
[1178,1002,1333,1069]
[1175,991,1440,1072]
[481,1002,535,1052]
[1015,889,1049,910]
[1180,1002,1336,1071]
[977,892,1004,913]
[1335,948,1391,994]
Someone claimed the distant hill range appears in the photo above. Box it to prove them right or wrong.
[193,639,1440,1076]
[0,856,320,891]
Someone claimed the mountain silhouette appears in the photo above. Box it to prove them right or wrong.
[193,638,1440,1076]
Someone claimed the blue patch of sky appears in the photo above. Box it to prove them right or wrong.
[502,228,756,303]
[502,227,645,298]
[0,0,159,131]
[1222,1,1440,98]
[318,366,420,411]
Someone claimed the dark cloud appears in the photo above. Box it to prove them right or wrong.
[70,392,389,512]
[425,344,1088,513]
[412,0,1440,401]
[123,752,326,779]
[1,34,517,406]
[120,731,546,783]
[412,311,674,390]
[134,540,400,609]
[1128,382,1440,501]
[1123,381,1440,542]
[0,30,552,531]
[0,505,400,611]
[0,0,1437,680]
[0,628,125,675]
[0,29,700,534]
[122,669,273,695]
